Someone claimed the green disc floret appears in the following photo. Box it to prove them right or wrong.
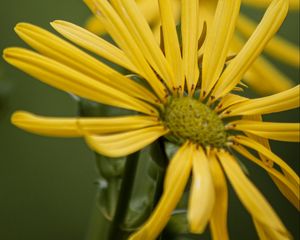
[163,97,227,148]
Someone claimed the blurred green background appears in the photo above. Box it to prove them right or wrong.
[0,1,299,240]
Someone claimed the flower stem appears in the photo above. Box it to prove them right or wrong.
[108,151,140,240]
[85,195,110,240]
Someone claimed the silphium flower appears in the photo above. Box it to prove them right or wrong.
[86,0,299,94]
[3,0,299,239]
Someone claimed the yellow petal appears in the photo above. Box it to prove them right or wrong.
[241,115,273,166]
[231,35,294,94]
[228,120,300,142]
[198,0,216,32]
[159,0,184,91]
[243,60,294,94]
[241,114,300,208]
[85,15,106,35]
[111,0,174,90]
[232,144,300,210]
[216,93,248,113]
[188,145,215,233]
[86,0,162,35]
[253,218,291,240]
[209,153,229,240]
[181,0,200,95]
[14,22,158,105]
[253,219,269,240]
[222,85,300,117]
[136,0,160,25]
[152,0,181,44]
[197,0,215,54]
[212,0,289,99]
[3,48,156,116]
[11,111,81,137]
[129,143,193,240]
[236,14,299,67]
[85,126,168,157]
[201,0,241,98]
[11,111,161,137]
[84,0,167,100]
[232,135,300,189]
[51,20,138,73]
[218,150,290,237]
[242,0,299,10]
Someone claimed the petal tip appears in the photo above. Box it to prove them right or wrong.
[11,111,32,126]
[50,20,63,27]
[2,48,19,62]
[14,22,31,32]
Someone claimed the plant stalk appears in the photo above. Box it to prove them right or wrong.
[108,151,140,240]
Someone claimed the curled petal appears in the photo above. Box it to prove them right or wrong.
[222,85,300,117]
[201,0,241,98]
[232,144,300,210]
[242,0,299,10]
[181,0,200,94]
[3,48,157,115]
[188,145,215,233]
[218,151,290,237]
[111,0,174,90]
[236,14,299,67]
[209,153,229,240]
[129,143,193,239]
[232,135,300,193]
[84,0,167,99]
[228,120,300,142]
[216,93,248,113]
[85,126,168,157]
[212,0,289,99]
[14,22,158,105]
[11,111,161,137]
[253,218,291,240]
[159,0,184,90]
[230,35,293,94]
[51,20,138,73]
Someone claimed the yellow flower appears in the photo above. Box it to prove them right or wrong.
[86,0,299,94]
[3,0,299,239]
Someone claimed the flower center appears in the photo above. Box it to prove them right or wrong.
[163,97,227,148]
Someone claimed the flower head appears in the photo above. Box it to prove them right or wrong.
[3,0,299,239]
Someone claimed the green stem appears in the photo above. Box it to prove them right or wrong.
[108,151,140,240]
[85,194,110,240]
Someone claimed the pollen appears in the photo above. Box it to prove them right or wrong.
[163,97,227,148]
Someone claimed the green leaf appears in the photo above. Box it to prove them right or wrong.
[122,141,167,231]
